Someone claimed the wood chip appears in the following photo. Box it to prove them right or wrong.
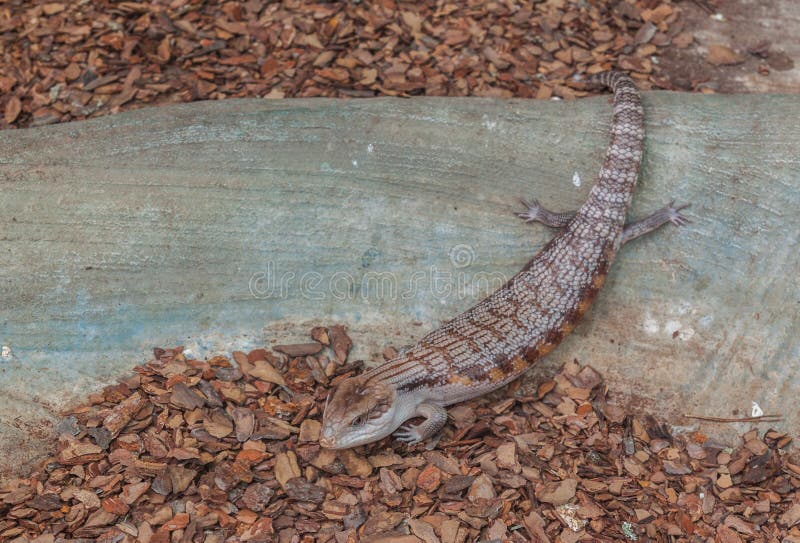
[2,324,797,542]
[536,479,578,505]
[706,44,746,66]
[273,342,323,357]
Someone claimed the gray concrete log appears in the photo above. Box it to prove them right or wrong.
[1,93,798,477]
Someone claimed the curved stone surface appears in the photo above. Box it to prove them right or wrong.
[1,93,798,477]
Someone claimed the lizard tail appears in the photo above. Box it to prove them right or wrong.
[574,71,644,228]
[587,71,632,92]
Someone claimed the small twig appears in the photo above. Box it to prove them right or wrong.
[684,414,783,423]
[440,437,483,448]
[177,41,225,62]
[690,0,716,14]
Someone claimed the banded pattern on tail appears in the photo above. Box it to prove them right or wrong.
[361,72,645,400]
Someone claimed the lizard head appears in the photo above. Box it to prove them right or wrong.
[319,375,398,449]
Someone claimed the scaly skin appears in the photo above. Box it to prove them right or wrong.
[320,72,689,449]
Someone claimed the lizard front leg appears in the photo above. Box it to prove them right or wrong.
[516,198,575,228]
[517,198,690,244]
[394,402,448,444]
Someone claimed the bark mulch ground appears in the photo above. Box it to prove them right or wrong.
[1,0,690,129]
[1,325,798,543]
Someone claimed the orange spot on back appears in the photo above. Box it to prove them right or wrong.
[511,356,528,374]
[537,342,557,357]
[449,374,473,386]
[560,321,576,335]
[577,297,593,314]
[592,272,607,289]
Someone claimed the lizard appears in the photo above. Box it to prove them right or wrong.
[319,72,689,449]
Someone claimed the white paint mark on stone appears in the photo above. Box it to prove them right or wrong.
[643,316,659,334]
[572,171,582,188]
[352,159,358,167]
[751,401,763,417]
[1,345,12,360]
[664,320,681,336]
[367,143,375,153]
[665,320,695,340]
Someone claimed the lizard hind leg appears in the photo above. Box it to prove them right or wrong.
[619,201,691,245]
[393,402,448,444]
[516,198,576,228]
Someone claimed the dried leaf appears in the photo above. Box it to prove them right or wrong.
[4,96,21,124]
[248,359,288,387]
[706,44,745,66]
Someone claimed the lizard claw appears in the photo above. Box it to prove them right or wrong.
[516,198,542,223]
[664,201,691,227]
[394,424,423,444]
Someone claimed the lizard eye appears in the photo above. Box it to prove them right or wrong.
[350,415,366,427]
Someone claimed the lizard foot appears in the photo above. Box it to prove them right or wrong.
[394,403,448,445]
[663,200,692,227]
[515,198,575,228]
[394,424,424,444]
[515,198,543,223]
